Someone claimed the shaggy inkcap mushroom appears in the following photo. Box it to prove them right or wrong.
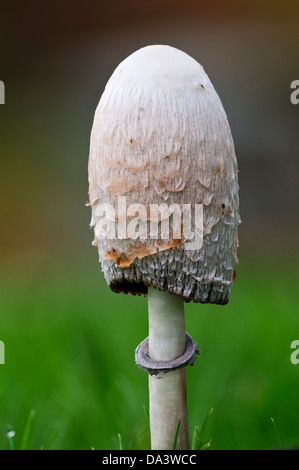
[88,45,240,304]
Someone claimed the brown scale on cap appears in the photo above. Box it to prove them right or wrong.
[88,45,240,304]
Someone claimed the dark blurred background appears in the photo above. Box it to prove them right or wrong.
[0,0,298,450]
[1,0,299,259]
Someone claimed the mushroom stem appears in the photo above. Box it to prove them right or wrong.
[148,287,189,450]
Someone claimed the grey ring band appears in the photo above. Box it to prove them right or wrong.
[135,332,200,376]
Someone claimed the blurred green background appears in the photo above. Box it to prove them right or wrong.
[0,0,298,449]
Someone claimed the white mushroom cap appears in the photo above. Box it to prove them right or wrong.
[106,45,207,89]
[88,45,240,304]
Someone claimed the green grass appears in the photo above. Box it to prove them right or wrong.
[0,250,298,449]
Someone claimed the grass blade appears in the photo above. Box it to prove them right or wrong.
[191,407,213,450]
[143,404,150,424]
[200,439,212,450]
[271,417,284,450]
[6,428,15,450]
[117,433,123,450]
[199,407,213,439]
[20,409,36,450]
[172,418,181,450]
[191,425,201,450]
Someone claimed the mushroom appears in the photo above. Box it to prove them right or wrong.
[88,45,240,450]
